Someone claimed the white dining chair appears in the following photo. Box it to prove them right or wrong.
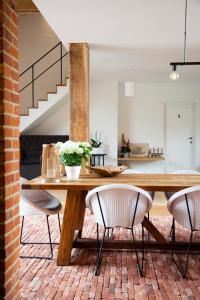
[86,184,152,276]
[20,177,62,259]
[167,186,200,278]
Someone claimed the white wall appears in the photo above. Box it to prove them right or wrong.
[118,82,200,172]
[25,80,119,162]
[24,95,69,135]
[90,80,118,165]
[19,13,68,114]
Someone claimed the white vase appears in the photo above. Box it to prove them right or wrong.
[65,166,81,180]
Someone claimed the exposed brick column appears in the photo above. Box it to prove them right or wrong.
[0,1,20,299]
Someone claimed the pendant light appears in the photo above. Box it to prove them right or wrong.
[124,81,135,97]
[169,0,200,80]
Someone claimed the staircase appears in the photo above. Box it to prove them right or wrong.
[20,42,69,133]
[20,80,69,132]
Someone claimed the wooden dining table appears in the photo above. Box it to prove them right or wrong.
[22,173,200,266]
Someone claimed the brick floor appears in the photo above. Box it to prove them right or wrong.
[20,211,200,299]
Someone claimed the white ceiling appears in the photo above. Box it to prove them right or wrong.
[33,0,200,82]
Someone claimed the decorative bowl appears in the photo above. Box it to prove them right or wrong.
[86,165,127,177]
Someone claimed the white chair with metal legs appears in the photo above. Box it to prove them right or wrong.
[167,186,200,278]
[20,177,62,259]
[86,184,152,276]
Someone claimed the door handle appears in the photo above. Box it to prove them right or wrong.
[187,137,193,140]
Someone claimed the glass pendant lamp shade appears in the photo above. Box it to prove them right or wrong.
[125,81,135,97]
[169,70,179,80]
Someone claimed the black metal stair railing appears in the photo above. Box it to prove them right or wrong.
[19,42,69,109]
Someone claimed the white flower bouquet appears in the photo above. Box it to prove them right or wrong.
[56,140,92,166]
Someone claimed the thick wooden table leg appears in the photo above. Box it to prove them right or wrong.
[143,216,168,244]
[57,190,86,266]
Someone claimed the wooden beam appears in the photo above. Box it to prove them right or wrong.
[16,0,38,13]
[69,43,89,142]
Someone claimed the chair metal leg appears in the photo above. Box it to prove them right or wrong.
[57,213,61,233]
[171,218,175,259]
[131,227,144,277]
[169,223,173,239]
[107,228,110,239]
[20,215,54,260]
[96,223,99,265]
[146,211,150,240]
[95,227,106,276]
[171,218,193,279]
[20,216,25,244]
[141,222,145,270]
[106,227,114,239]
[46,215,53,259]
[109,228,114,239]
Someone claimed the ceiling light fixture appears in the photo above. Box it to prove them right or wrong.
[169,0,200,80]
[124,81,135,97]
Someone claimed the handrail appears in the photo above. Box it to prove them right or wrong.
[20,52,68,93]
[20,42,62,77]
[20,42,69,109]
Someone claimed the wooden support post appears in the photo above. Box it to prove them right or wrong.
[69,43,89,142]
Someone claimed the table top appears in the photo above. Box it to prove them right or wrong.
[22,173,200,192]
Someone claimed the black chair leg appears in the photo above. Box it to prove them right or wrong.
[106,227,114,239]
[171,218,193,279]
[141,223,145,270]
[20,215,54,260]
[146,211,150,240]
[131,227,144,277]
[95,227,106,276]
[46,215,53,259]
[20,216,25,244]
[58,213,61,233]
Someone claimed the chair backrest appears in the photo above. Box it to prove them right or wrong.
[167,186,200,230]
[20,177,56,216]
[86,184,152,228]
[172,170,199,174]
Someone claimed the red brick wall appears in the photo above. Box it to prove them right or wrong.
[0,0,20,299]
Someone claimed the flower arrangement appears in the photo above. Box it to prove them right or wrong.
[120,140,131,154]
[56,141,92,166]
[90,131,102,148]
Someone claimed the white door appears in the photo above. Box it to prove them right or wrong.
[165,103,194,172]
